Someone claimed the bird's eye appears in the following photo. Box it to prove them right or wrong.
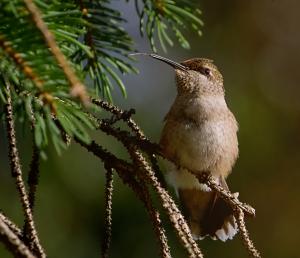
[201,68,211,77]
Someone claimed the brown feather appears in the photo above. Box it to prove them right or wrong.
[178,177,237,240]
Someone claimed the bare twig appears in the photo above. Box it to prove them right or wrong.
[149,154,168,189]
[128,148,203,258]
[0,217,36,258]
[79,102,203,257]
[23,0,89,104]
[113,161,171,258]
[75,138,171,257]
[101,166,114,258]
[194,172,260,258]
[120,164,171,258]
[196,172,255,217]
[88,106,167,187]
[27,142,40,212]
[23,140,40,246]
[97,118,160,156]
[95,117,191,252]
[149,210,171,258]
[92,98,145,139]
[77,122,202,257]
[235,208,261,258]
[139,186,171,258]
[75,138,133,173]
[4,78,45,257]
[0,211,22,239]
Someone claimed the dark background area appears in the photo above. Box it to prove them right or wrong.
[1,0,300,257]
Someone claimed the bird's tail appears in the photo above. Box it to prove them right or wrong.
[178,177,238,241]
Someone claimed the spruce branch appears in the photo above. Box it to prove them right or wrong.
[74,112,203,257]
[0,36,43,90]
[0,0,205,155]
[0,211,22,240]
[150,153,168,189]
[91,98,146,139]
[4,78,45,258]
[75,137,202,257]
[23,134,41,245]
[0,217,36,258]
[235,208,261,258]
[136,0,203,52]
[116,163,171,258]
[88,100,167,188]
[0,1,95,154]
[101,165,114,258]
[23,0,89,104]
[76,138,173,258]
[98,120,170,258]
[87,105,195,257]
[91,102,170,257]
[128,148,203,258]
[137,183,171,258]
[27,136,40,211]
[196,172,255,217]
[78,1,137,99]
[194,173,260,258]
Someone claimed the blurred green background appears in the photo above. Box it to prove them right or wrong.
[1,0,300,257]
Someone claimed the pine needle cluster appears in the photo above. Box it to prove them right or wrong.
[0,0,203,155]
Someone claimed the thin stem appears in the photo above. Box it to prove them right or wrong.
[129,148,203,258]
[149,154,168,189]
[134,180,171,258]
[0,211,22,239]
[27,142,40,211]
[75,139,174,257]
[196,172,255,217]
[195,172,260,257]
[0,217,36,258]
[4,78,45,258]
[109,161,171,258]
[92,98,145,139]
[119,160,171,258]
[235,208,261,258]
[75,110,202,257]
[101,166,114,258]
[23,139,40,244]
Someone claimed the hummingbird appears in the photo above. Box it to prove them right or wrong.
[133,53,239,241]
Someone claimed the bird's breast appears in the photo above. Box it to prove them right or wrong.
[160,99,238,177]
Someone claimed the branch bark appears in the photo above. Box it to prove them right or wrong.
[0,214,36,258]
[235,208,261,258]
[4,78,45,258]
[196,172,255,217]
[101,166,114,258]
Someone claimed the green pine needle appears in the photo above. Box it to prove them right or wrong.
[0,0,204,156]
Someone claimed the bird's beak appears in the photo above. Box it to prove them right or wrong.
[130,53,188,71]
